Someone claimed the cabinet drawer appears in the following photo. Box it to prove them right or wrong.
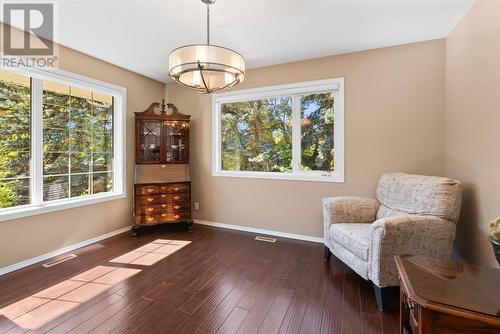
[136,192,190,204]
[137,202,191,215]
[164,184,190,193]
[137,211,191,225]
[136,183,189,195]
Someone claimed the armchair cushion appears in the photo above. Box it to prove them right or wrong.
[369,215,456,287]
[376,173,463,223]
[330,223,370,261]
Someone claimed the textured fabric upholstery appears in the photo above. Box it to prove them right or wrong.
[376,204,410,220]
[323,197,379,224]
[322,197,379,245]
[376,173,463,223]
[329,241,369,279]
[330,223,370,261]
[323,173,462,288]
[369,215,456,286]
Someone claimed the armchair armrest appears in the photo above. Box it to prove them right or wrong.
[322,197,379,244]
[369,215,456,287]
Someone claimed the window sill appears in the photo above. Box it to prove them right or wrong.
[213,170,345,183]
[0,192,126,222]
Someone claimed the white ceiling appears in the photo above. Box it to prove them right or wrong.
[51,0,473,83]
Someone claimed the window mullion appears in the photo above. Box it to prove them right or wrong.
[291,95,301,173]
[31,78,43,206]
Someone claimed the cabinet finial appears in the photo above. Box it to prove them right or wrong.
[136,101,188,120]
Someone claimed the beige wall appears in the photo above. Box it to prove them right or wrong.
[6,24,481,269]
[445,0,500,267]
[165,39,446,238]
[0,28,165,268]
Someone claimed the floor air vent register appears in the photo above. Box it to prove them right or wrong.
[255,236,277,243]
[41,254,77,268]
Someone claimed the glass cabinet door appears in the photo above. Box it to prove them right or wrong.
[138,121,162,163]
[164,121,189,163]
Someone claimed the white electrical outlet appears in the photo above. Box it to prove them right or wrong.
[194,202,200,210]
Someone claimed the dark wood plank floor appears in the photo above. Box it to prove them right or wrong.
[0,224,399,333]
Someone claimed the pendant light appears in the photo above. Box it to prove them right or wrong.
[168,0,245,94]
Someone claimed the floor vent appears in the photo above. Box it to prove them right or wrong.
[42,254,77,268]
[255,236,277,243]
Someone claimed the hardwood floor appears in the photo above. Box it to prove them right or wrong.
[0,224,399,333]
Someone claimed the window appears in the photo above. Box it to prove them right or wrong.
[221,96,293,172]
[0,71,31,209]
[0,68,126,220]
[42,81,113,201]
[213,78,344,182]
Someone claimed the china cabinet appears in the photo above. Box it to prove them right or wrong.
[132,101,192,237]
[135,102,189,164]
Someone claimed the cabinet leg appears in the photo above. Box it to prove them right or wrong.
[186,220,193,232]
[324,246,332,263]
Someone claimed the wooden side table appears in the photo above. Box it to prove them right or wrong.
[395,256,500,334]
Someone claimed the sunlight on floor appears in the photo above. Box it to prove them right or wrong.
[0,239,190,330]
[110,239,192,266]
[0,266,141,330]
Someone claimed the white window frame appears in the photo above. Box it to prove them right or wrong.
[0,66,127,221]
[212,78,344,183]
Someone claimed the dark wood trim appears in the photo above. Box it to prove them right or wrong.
[135,119,140,164]
[134,181,191,186]
[134,102,191,121]
[160,117,166,163]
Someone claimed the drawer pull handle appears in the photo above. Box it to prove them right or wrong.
[174,214,180,219]
[174,205,180,210]
[161,213,167,217]
[161,186,167,190]
[146,207,154,212]
[173,187,180,191]
[146,197,154,202]
[161,204,167,208]
[146,188,154,193]
[146,217,154,222]
[173,195,180,200]
[161,194,167,198]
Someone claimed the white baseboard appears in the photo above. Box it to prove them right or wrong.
[194,219,324,243]
[1,221,322,276]
[0,225,131,276]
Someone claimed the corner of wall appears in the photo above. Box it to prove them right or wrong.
[443,0,500,267]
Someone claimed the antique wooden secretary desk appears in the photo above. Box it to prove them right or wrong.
[132,101,192,237]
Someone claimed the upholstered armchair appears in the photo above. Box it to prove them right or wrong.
[323,173,463,311]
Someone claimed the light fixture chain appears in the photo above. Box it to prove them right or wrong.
[206,2,210,45]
